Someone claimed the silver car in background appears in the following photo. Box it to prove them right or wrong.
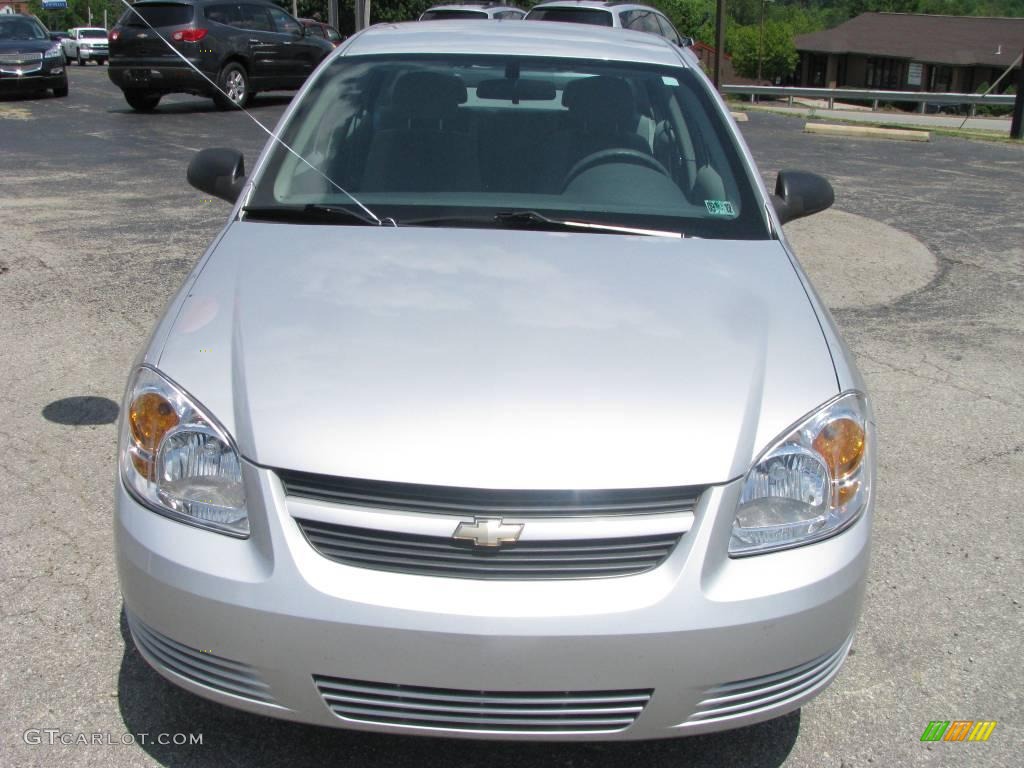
[116,21,874,740]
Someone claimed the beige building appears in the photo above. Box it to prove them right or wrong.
[794,12,1024,93]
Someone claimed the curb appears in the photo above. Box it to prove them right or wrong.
[804,122,930,142]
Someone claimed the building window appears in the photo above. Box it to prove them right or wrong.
[866,57,904,90]
[930,65,952,92]
[807,54,828,87]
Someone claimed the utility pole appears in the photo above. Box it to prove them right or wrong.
[355,0,370,31]
[757,0,765,83]
[292,0,298,18]
[1011,49,1024,140]
[713,0,726,91]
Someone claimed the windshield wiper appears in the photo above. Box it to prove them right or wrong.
[241,204,382,226]
[402,210,682,238]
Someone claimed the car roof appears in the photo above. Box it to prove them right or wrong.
[130,0,277,6]
[346,19,685,66]
[529,1,660,10]
[424,4,522,9]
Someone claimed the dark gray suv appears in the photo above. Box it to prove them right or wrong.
[108,0,333,112]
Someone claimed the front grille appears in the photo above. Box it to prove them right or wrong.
[278,469,702,518]
[682,637,853,726]
[314,676,653,733]
[127,613,276,704]
[296,518,682,579]
[0,53,43,65]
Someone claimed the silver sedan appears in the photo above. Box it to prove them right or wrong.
[116,20,874,740]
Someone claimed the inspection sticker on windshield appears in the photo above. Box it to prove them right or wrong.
[661,76,679,87]
[705,200,736,216]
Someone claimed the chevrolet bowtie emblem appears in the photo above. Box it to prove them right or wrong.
[453,518,524,548]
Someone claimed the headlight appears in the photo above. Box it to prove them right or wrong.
[44,44,62,59]
[730,391,871,556]
[120,366,248,537]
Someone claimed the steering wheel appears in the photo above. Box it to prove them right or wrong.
[562,148,671,191]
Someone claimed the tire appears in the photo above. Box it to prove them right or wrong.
[213,62,250,110]
[124,90,161,112]
[97,58,106,66]
[77,52,85,66]
[53,78,69,98]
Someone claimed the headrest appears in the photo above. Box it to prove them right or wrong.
[391,71,468,118]
[562,76,636,132]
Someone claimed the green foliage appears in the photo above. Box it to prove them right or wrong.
[651,0,716,41]
[729,20,799,80]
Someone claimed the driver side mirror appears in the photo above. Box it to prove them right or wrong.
[187,148,246,203]
[772,170,834,225]
[49,32,63,41]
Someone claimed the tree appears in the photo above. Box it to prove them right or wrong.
[652,0,716,40]
[729,21,799,81]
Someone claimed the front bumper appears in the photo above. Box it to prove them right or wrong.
[0,67,65,92]
[116,464,872,741]
[76,48,108,60]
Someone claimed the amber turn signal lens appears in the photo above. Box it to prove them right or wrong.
[129,392,179,453]
[812,418,865,479]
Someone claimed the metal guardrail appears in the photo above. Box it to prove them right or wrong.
[721,85,1015,113]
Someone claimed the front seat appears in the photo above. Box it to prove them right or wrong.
[360,71,479,192]
[538,76,652,192]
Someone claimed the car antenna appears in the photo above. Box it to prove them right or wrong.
[114,0,386,226]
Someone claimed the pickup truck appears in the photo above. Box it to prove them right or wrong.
[62,27,109,65]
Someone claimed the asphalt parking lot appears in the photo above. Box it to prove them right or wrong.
[1,65,1022,768]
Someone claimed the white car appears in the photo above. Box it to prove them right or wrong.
[118,21,875,741]
[62,27,109,65]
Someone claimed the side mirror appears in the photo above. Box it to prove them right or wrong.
[772,170,834,225]
[187,148,246,203]
[679,36,694,48]
[49,32,62,41]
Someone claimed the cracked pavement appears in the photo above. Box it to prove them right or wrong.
[1,68,1021,767]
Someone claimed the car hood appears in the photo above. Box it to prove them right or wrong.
[0,40,53,54]
[157,223,838,489]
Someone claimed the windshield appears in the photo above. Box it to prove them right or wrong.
[526,8,613,26]
[0,17,48,41]
[80,29,108,38]
[249,54,768,239]
[420,10,489,20]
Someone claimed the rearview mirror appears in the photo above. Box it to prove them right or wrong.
[187,148,246,204]
[772,170,834,225]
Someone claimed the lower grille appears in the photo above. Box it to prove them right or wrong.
[296,518,681,579]
[314,676,653,733]
[127,613,275,704]
[683,637,853,726]
[0,53,43,65]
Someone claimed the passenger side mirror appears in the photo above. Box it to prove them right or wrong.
[187,148,246,203]
[49,32,62,41]
[772,170,834,225]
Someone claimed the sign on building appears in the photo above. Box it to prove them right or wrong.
[41,0,69,7]
[907,62,923,87]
